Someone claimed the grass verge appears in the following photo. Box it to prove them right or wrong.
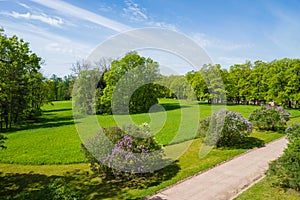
[235,177,300,200]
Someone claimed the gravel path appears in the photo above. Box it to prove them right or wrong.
[146,137,288,200]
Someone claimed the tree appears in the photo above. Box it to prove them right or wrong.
[100,52,160,114]
[169,76,193,100]
[201,64,226,103]
[228,62,252,104]
[186,70,209,101]
[0,29,46,129]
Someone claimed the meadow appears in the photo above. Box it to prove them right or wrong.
[1,99,300,199]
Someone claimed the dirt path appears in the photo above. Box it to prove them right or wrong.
[146,137,288,200]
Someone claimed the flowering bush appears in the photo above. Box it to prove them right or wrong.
[198,109,253,147]
[249,106,290,131]
[267,123,300,191]
[82,123,165,179]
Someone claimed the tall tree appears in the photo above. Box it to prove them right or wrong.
[100,52,160,114]
[0,29,45,129]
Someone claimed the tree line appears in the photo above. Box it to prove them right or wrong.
[186,59,300,107]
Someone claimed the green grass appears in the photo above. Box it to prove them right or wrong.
[0,131,285,199]
[235,177,300,200]
[1,100,299,165]
[1,99,300,199]
[0,101,85,164]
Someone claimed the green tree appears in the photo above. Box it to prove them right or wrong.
[0,29,46,129]
[186,70,209,101]
[100,52,160,114]
[201,64,226,103]
[169,76,193,100]
[228,62,252,104]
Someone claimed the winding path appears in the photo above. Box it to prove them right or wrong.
[146,137,288,200]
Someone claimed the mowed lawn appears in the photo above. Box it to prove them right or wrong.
[0,99,299,165]
[1,99,300,199]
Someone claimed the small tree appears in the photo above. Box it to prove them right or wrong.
[267,123,300,191]
[249,106,290,131]
[199,110,253,147]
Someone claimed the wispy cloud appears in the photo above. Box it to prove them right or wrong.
[98,4,112,12]
[0,19,93,76]
[30,0,131,32]
[18,3,31,9]
[147,21,177,31]
[1,11,64,27]
[191,33,254,51]
[123,0,148,22]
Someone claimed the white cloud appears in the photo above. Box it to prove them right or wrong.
[0,20,93,76]
[147,21,177,31]
[123,0,148,22]
[30,0,131,32]
[191,33,254,51]
[1,11,64,27]
[98,5,112,12]
[18,3,31,9]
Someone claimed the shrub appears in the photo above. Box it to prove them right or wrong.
[267,123,300,191]
[249,106,290,131]
[198,109,253,147]
[82,123,165,179]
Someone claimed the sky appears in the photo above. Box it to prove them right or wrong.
[1,0,300,77]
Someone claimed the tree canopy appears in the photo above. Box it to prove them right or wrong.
[99,52,160,114]
[0,29,47,129]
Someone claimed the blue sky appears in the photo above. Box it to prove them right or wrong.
[1,0,300,77]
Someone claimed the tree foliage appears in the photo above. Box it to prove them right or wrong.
[99,52,160,114]
[187,59,300,107]
[0,29,46,129]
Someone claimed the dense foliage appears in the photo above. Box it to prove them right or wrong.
[187,59,300,108]
[0,29,47,129]
[199,109,253,147]
[99,52,160,114]
[249,106,290,131]
[82,123,165,179]
[267,123,300,191]
[45,74,73,101]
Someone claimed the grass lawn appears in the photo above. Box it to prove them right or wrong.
[0,99,267,165]
[235,177,300,200]
[0,99,299,199]
[0,131,285,200]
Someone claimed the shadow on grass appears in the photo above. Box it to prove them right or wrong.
[159,103,190,112]
[0,162,180,200]
[1,121,75,134]
[1,108,75,134]
[42,108,72,113]
[230,137,265,149]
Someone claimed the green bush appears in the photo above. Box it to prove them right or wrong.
[82,123,165,179]
[267,123,300,191]
[198,109,253,147]
[249,106,290,131]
